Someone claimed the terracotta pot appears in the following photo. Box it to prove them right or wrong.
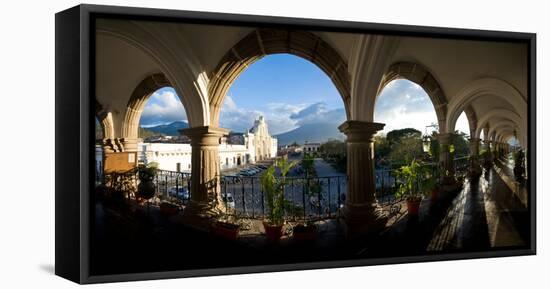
[211,222,240,240]
[430,188,439,201]
[159,202,179,215]
[263,221,283,241]
[406,198,421,216]
[293,224,318,242]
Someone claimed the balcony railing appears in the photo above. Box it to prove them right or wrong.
[100,169,191,205]
[99,157,469,220]
[219,175,347,221]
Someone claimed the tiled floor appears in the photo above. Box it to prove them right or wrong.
[377,166,529,255]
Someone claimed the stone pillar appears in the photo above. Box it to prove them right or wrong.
[469,137,482,176]
[493,142,498,159]
[485,140,493,164]
[437,133,455,184]
[180,126,229,228]
[338,121,387,236]
[121,138,139,153]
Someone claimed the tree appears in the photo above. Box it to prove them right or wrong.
[301,153,316,177]
[389,136,423,166]
[452,131,470,158]
[139,126,161,138]
[387,128,422,145]
[374,135,390,159]
[319,140,347,173]
[319,139,346,157]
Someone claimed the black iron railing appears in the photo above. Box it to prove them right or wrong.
[153,170,192,203]
[220,175,347,221]
[374,162,439,202]
[99,157,468,218]
[100,168,191,205]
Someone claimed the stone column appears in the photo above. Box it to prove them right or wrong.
[338,121,387,236]
[437,133,455,184]
[180,126,229,228]
[469,137,482,176]
[484,140,493,164]
[490,141,497,160]
[121,138,139,153]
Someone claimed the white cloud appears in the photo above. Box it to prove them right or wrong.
[374,104,438,135]
[219,96,346,135]
[140,89,187,126]
[290,102,346,126]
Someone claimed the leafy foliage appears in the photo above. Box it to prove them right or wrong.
[389,136,423,165]
[395,159,421,199]
[387,128,422,145]
[139,126,161,138]
[260,158,298,225]
[395,159,436,200]
[136,162,158,200]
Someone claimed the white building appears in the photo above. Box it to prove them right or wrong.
[303,141,321,153]
[137,116,278,172]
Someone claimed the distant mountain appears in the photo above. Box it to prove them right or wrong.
[141,121,189,136]
[275,123,344,146]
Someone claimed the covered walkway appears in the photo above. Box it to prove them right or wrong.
[92,165,530,275]
[369,166,529,257]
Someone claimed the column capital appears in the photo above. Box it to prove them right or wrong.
[180,126,230,146]
[338,121,384,142]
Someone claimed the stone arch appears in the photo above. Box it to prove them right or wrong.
[121,73,172,141]
[462,105,477,138]
[488,120,519,138]
[97,22,210,127]
[475,108,523,141]
[95,99,114,140]
[208,28,351,125]
[378,61,448,132]
[446,77,527,133]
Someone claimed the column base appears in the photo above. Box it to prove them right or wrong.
[342,202,388,239]
[177,200,222,232]
[469,166,482,177]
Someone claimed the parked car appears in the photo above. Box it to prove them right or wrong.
[241,170,255,176]
[221,192,235,208]
[167,186,190,200]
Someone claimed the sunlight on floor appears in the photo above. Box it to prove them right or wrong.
[427,181,469,251]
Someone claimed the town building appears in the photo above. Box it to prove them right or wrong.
[303,141,321,153]
[136,116,278,172]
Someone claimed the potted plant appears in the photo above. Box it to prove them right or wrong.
[287,203,318,242]
[211,213,241,240]
[159,201,180,216]
[136,163,158,209]
[395,159,423,216]
[260,158,298,241]
[421,171,439,201]
[513,149,526,182]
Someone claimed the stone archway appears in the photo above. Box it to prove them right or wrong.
[462,105,478,138]
[446,77,527,134]
[120,73,172,151]
[378,61,448,132]
[208,28,351,125]
[474,108,525,147]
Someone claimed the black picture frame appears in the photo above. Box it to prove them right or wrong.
[55,4,536,284]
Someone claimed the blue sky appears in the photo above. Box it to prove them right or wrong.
[139,53,469,135]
